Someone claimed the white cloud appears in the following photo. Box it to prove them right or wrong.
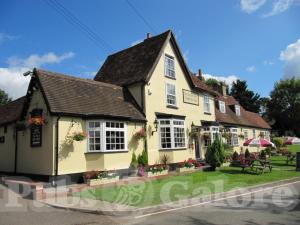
[131,39,142,46]
[0,33,18,45]
[263,0,300,17]
[202,73,239,87]
[7,52,75,68]
[240,0,267,13]
[0,52,75,99]
[280,38,300,78]
[246,65,256,72]
[263,60,274,65]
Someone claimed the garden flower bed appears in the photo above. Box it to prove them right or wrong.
[83,171,119,186]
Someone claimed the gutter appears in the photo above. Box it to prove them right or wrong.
[55,116,61,177]
[14,124,18,174]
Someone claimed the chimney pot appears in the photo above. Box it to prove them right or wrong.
[147,33,152,39]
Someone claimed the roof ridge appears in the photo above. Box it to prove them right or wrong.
[0,96,26,110]
[107,30,171,58]
[36,68,123,90]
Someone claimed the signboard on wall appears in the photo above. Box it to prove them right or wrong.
[183,89,199,105]
[0,136,5,143]
[31,126,42,147]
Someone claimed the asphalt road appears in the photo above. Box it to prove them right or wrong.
[0,179,300,225]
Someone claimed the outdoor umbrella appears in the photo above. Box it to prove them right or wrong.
[285,137,300,145]
[243,138,275,147]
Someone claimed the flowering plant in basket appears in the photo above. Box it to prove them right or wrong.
[71,132,87,141]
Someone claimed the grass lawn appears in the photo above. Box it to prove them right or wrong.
[74,156,300,208]
[288,145,300,153]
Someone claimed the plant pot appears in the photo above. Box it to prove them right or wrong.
[87,176,120,186]
[176,166,195,173]
[146,170,168,178]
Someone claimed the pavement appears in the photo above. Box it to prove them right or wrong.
[0,177,300,225]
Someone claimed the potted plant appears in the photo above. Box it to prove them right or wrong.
[146,164,168,177]
[176,158,196,173]
[83,170,119,186]
[71,132,86,141]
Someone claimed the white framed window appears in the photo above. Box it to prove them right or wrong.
[219,101,226,113]
[203,95,210,113]
[165,83,177,106]
[203,126,219,147]
[230,128,239,146]
[235,105,241,116]
[265,131,270,141]
[159,119,186,149]
[253,129,256,138]
[87,121,127,152]
[244,130,249,140]
[164,54,175,78]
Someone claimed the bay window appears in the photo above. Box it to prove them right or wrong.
[159,119,186,149]
[87,121,127,152]
[244,130,249,140]
[203,126,219,147]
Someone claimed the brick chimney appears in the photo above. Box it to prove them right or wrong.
[198,69,203,80]
[221,82,228,97]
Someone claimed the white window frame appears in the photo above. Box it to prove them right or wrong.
[165,83,177,107]
[219,101,226,113]
[203,95,210,113]
[164,54,175,79]
[203,126,219,147]
[158,119,186,150]
[86,120,128,152]
[244,130,249,140]
[235,105,241,116]
[230,128,239,146]
[253,129,256,138]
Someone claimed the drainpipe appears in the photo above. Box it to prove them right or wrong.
[55,116,61,177]
[14,125,18,174]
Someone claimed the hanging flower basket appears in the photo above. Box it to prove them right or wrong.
[71,132,87,141]
[28,116,46,126]
[238,134,245,139]
[202,132,210,140]
[134,128,146,139]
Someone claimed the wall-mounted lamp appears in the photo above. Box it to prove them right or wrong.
[151,119,158,135]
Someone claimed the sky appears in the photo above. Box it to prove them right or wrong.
[0,0,299,99]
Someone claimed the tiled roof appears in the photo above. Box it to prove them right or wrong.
[215,95,271,129]
[34,69,146,122]
[94,30,171,86]
[0,96,26,126]
[190,74,218,95]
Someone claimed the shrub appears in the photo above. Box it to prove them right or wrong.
[245,149,250,159]
[264,147,272,156]
[260,150,266,159]
[272,137,284,148]
[205,138,225,171]
[137,149,148,167]
[232,151,239,161]
[130,152,138,169]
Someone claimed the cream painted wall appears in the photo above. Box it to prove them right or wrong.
[57,117,145,175]
[0,124,16,172]
[144,40,216,165]
[128,83,143,109]
[17,90,55,175]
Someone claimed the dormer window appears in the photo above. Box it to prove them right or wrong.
[235,105,241,116]
[219,101,226,113]
[164,54,175,79]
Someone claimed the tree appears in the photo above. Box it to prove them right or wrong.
[230,80,261,113]
[205,137,225,171]
[266,78,300,136]
[0,89,11,106]
[205,78,220,88]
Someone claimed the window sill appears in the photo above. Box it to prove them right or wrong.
[166,105,178,109]
[85,150,128,154]
[204,112,211,115]
[165,75,176,80]
[159,148,187,151]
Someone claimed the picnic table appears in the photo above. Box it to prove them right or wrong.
[240,159,272,174]
[286,154,296,165]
